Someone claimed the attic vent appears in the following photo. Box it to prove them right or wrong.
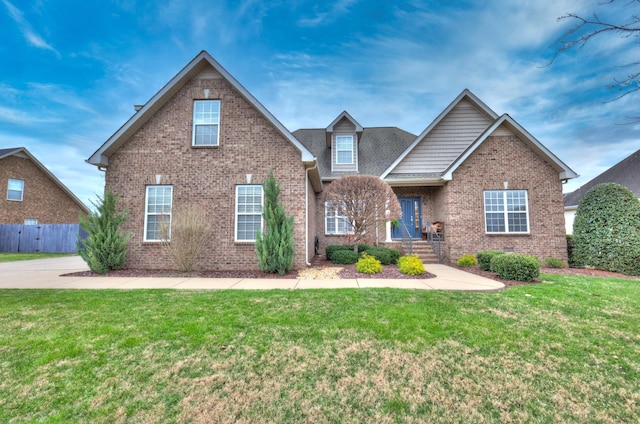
[134,105,144,112]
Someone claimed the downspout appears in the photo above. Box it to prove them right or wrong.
[305,162,318,266]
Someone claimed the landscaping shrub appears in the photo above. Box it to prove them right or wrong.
[566,234,579,267]
[490,254,540,282]
[398,254,425,275]
[356,253,382,274]
[457,254,478,267]
[161,204,212,272]
[326,244,370,261]
[542,257,565,268]
[363,246,401,265]
[77,190,130,274]
[573,183,640,275]
[476,250,506,271]
[255,171,294,275]
[330,249,359,264]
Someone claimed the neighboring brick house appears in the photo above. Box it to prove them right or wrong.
[0,147,89,224]
[563,149,640,234]
[88,51,577,270]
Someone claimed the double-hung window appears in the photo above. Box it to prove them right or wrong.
[325,201,352,235]
[193,100,220,146]
[236,185,263,242]
[7,178,24,201]
[335,135,354,164]
[144,185,173,241]
[484,190,529,233]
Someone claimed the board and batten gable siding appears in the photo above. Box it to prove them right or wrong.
[392,100,492,174]
[331,118,358,172]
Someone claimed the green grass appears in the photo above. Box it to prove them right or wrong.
[1,274,639,422]
[0,252,73,262]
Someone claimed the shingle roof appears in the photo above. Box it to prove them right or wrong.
[564,149,640,207]
[0,148,21,158]
[294,127,417,179]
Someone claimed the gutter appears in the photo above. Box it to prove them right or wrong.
[305,162,319,266]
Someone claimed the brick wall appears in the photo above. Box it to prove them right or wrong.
[105,70,309,270]
[442,135,568,262]
[0,156,86,224]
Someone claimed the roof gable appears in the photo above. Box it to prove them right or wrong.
[442,114,579,181]
[381,89,498,178]
[88,50,316,167]
[325,111,363,147]
[1,147,90,213]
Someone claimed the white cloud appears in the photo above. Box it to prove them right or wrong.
[2,0,60,57]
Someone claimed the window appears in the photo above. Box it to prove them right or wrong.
[325,201,352,235]
[7,179,24,201]
[484,190,529,233]
[236,185,263,241]
[144,185,173,241]
[335,135,354,164]
[192,100,220,146]
[24,219,38,225]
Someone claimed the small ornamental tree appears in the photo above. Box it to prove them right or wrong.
[77,190,130,274]
[573,182,640,275]
[255,171,295,275]
[324,175,401,253]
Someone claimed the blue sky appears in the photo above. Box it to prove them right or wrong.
[1,0,638,208]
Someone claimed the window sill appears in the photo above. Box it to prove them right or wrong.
[234,241,256,245]
[485,233,531,237]
[191,145,219,149]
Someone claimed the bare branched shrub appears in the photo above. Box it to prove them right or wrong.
[160,204,212,272]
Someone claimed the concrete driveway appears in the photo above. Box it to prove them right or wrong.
[0,256,504,291]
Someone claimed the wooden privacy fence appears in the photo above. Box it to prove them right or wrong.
[0,224,86,253]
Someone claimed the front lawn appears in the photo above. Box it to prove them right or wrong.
[0,252,73,262]
[1,274,638,422]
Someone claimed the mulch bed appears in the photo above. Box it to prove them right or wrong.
[64,256,639,286]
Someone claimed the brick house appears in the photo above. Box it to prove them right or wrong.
[0,147,89,224]
[88,51,577,270]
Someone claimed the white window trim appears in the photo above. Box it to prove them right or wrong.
[235,184,264,242]
[325,201,354,235]
[144,185,173,242]
[335,135,355,165]
[24,219,38,225]
[483,190,530,234]
[192,99,221,147]
[7,178,24,201]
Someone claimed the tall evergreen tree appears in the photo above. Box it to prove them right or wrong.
[77,190,130,274]
[255,171,294,275]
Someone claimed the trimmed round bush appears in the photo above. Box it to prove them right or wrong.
[356,253,382,274]
[329,249,359,264]
[398,254,425,275]
[573,182,640,276]
[363,246,401,265]
[542,257,565,268]
[566,234,578,267]
[457,254,478,267]
[325,244,349,261]
[476,250,506,271]
[490,254,540,282]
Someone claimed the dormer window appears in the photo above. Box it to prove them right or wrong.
[335,135,354,164]
[193,100,220,146]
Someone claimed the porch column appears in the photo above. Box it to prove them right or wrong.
[385,221,392,242]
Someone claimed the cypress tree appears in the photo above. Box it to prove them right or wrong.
[77,190,130,274]
[255,171,294,275]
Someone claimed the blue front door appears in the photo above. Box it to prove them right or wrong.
[393,197,422,239]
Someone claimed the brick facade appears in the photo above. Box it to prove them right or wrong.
[105,69,310,270]
[0,155,86,224]
[439,135,568,262]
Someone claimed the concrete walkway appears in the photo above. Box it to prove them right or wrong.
[0,256,504,291]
